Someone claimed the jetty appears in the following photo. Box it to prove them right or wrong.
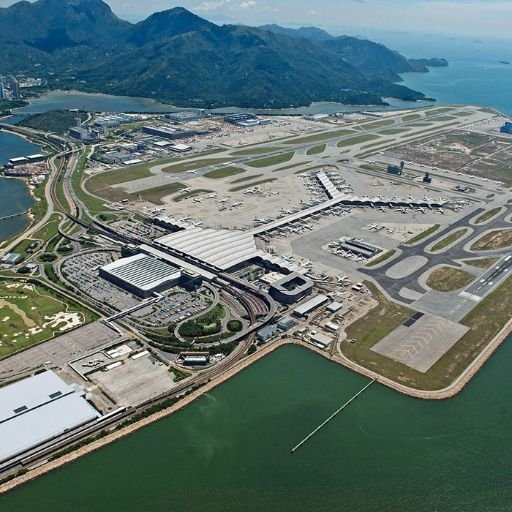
[291,379,376,454]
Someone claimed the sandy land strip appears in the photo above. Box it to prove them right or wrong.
[2,317,511,494]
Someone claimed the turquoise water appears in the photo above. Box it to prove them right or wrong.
[400,58,512,117]
[3,342,512,511]
[0,132,39,241]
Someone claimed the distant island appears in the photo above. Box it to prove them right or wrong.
[0,0,448,109]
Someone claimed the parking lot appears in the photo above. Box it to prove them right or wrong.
[62,252,141,311]
[132,289,210,327]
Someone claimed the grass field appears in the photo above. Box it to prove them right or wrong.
[361,119,395,129]
[306,144,327,156]
[162,158,232,174]
[426,267,475,292]
[404,225,441,245]
[139,183,186,204]
[366,250,396,267]
[464,257,499,269]
[431,229,468,251]
[474,207,503,224]
[337,134,380,147]
[283,129,354,145]
[230,174,263,184]
[425,107,454,116]
[402,114,422,122]
[471,229,512,251]
[230,147,285,156]
[0,280,96,358]
[173,189,213,202]
[12,239,41,261]
[246,152,295,168]
[204,167,246,179]
[272,162,308,173]
[342,276,512,390]
[72,148,110,216]
[380,128,411,135]
[229,179,276,192]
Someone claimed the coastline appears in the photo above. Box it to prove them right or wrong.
[1,315,511,495]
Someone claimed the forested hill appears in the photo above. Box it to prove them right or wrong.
[0,0,443,108]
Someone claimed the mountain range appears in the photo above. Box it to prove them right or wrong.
[0,0,446,109]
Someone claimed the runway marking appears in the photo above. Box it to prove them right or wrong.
[459,291,482,302]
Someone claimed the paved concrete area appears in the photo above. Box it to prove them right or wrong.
[361,205,512,318]
[372,314,470,372]
[386,256,429,279]
[0,322,121,382]
[89,353,176,406]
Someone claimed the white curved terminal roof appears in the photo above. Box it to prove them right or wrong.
[156,228,260,270]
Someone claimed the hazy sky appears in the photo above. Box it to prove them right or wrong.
[0,0,511,39]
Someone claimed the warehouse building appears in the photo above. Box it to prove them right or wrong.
[142,125,198,140]
[0,371,100,464]
[293,295,329,319]
[309,332,334,349]
[100,254,182,298]
[166,110,206,123]
[257,324,279,342]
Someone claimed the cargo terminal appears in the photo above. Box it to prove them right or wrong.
[0,371,100,465]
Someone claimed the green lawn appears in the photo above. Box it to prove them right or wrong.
[283,129,354,145]
[471,229,512,251]
[162,158,232,174]
[361,119,395,129]
[426,267,475,292]
[431,229,468,251]
[272,162,308,173]
[138,183,186,205]
[342,275,512,390]
[474,207,502,224]
[404,225,441,245]
[337,134,380,147]
[230,147,285,156]
[0,279,97,358]
[306,144,327,156]
[402,114,422,122]
[32,213,62,241]
[380,128,411,135]
[463,257,499,269]
[12,239,41,261]
[366,250,396,267]
[173,189,213,202]
[230,174,263,184]
[204,167,246,179]
[229,179,276,192]
[246,152,295,168]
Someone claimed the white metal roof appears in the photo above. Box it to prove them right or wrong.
[0,371,100,463]
[294,295,329,316]
[156,228,260,271]
[101,254,181,291]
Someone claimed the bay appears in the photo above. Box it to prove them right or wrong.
[0,132,40,242]
[3,342,512,511]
